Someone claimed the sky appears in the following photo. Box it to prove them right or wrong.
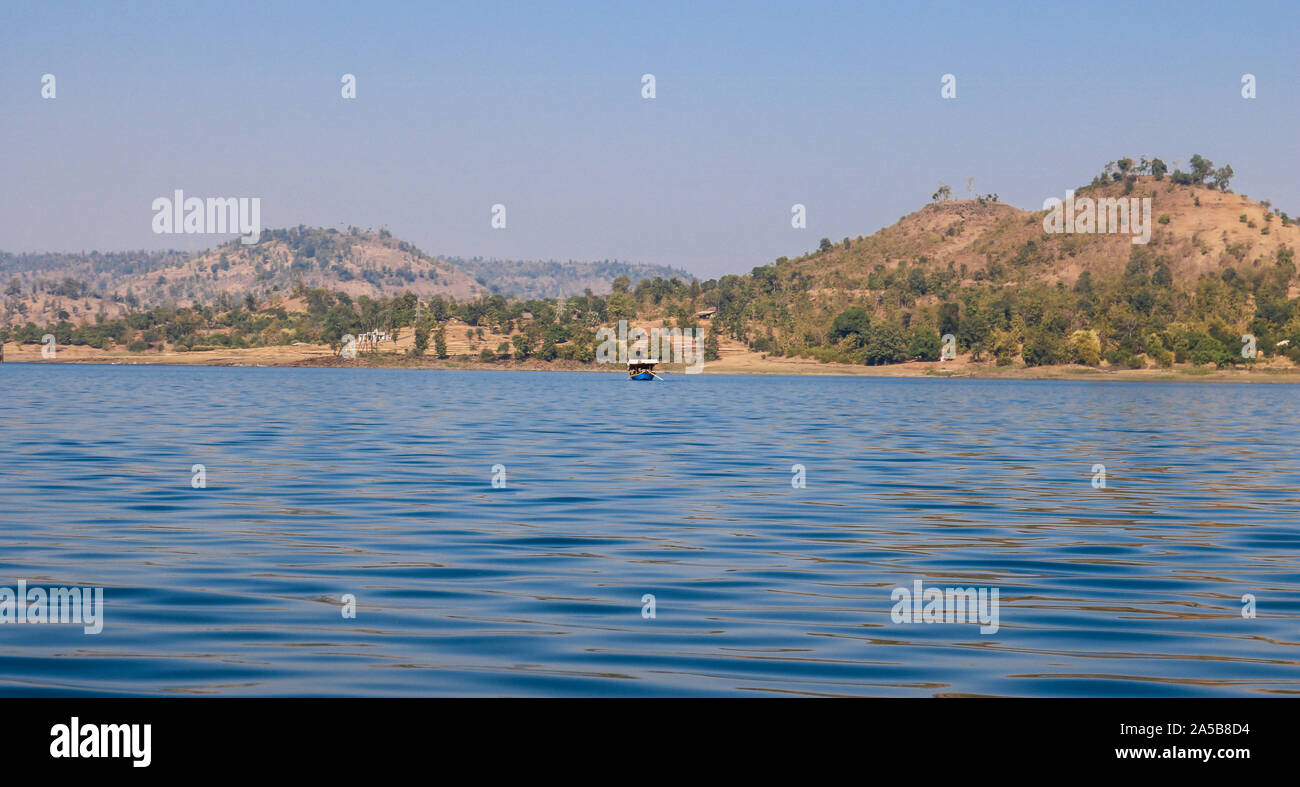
[1,0,1296,279]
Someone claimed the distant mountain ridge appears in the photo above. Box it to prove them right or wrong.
[446,257,695,299]
[0,229,692,325]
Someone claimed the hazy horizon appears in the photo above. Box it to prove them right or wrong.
[2,0,1296,279]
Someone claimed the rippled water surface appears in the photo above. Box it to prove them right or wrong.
[1,364,1298,696]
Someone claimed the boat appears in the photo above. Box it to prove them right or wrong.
[627,359,662,380]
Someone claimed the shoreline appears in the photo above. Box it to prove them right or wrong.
[4,342,1298,383]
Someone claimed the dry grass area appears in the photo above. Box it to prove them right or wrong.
[1,340,335,365]
[705,348,1300,382]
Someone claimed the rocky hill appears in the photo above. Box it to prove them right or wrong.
[0,227,487,326]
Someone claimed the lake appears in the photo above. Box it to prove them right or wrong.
[1,364,1298,696]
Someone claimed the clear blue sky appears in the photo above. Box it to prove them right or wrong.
[1,0,1296,278]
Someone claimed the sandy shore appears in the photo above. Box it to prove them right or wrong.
[4,341,1298,382]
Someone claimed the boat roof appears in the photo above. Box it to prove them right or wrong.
[627,359,659,365]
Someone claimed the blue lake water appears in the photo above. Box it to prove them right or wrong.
[1,364,1298,696]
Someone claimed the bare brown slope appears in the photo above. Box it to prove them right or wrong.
[789,177,1299,293]
[139,230,487,303]
[1,229,488,326]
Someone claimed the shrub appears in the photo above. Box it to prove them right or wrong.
[831,307,872,340]
[704,331,720,361]
[906,328,941,361]
[511,333,534,358]
[1104,348,1137,368]
[991,331,1018,366]
[861,324,908,365]
[1187,332,1232,366]
[1067,330,1102,365]
[1022,329,1065,366]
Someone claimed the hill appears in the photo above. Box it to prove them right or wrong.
[178,227,488,304]
[786,175,1299,293]
[0,227,487,326]
[664,158,1299,368]
[0,249,188,326]
[0,231,694,327]
[4,155,1298,373]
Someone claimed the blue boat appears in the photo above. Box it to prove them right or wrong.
[627,359,662,380]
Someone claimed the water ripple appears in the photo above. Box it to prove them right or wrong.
[0,365,1297,695]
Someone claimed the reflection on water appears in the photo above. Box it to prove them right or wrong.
[0,364,1298,696]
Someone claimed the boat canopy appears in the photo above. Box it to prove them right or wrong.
[627,359,659,366]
